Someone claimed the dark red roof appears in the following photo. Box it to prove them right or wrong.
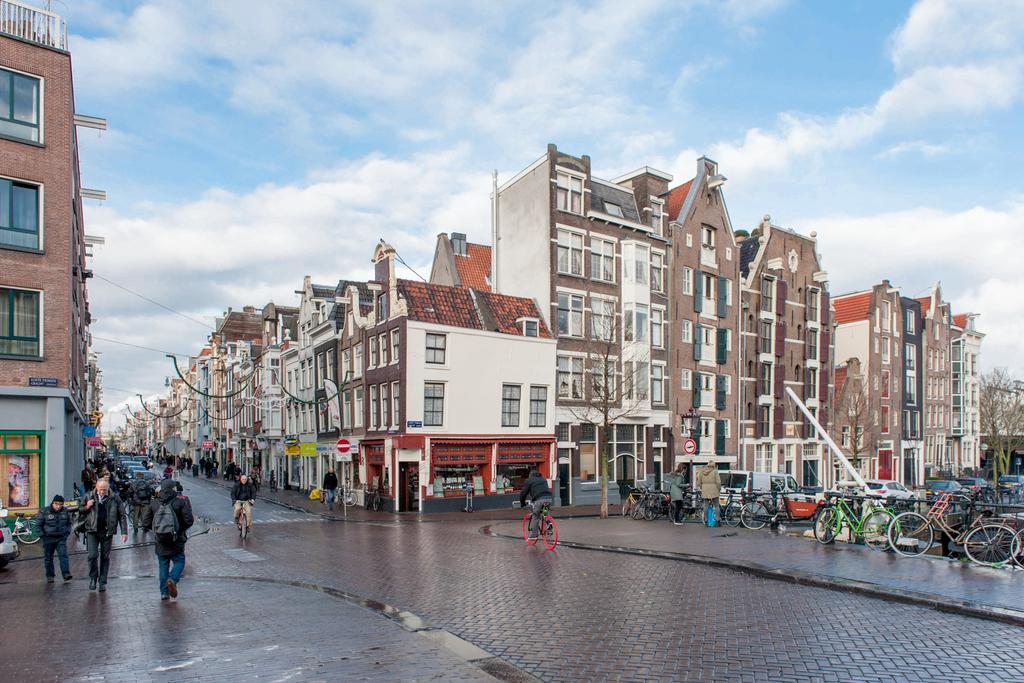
[916,296,932,315]
[476,291,551,338]
[454,243,491,292]
[665,180,693,222]
[953,313,967,329]
[834,366,848,395]
[834,292,872,324]
[397,279,482,330]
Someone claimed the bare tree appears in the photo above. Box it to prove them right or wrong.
[564,310,650,518]
[833,360,875,477]
[979,368,1024,486]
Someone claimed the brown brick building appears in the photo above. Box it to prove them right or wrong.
[0,7,97,512]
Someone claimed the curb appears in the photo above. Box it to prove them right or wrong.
[482,523,1024,628]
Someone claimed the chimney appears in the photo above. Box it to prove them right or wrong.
[451,232,467,256]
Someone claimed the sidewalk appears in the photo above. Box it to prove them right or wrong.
[488,517,1024,625]
[198,474,609,522]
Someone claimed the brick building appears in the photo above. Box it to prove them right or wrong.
[0,4,100,511]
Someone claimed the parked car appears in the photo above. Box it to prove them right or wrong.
[0,500,19,569]
[923,480,963,497]
[997,475,1024,501]
[956,477,994,496]
[864,479,916,500]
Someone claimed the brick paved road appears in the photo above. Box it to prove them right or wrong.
[3,476,1023,682]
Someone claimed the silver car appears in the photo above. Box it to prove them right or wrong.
[0,503,19,568]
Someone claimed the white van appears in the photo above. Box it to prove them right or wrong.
[719,470,800,495]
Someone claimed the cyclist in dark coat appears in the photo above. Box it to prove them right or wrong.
[519,470,552,540]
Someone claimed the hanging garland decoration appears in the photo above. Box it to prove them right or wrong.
[137,394,189,419]
[124,404,157,426]
[271,368,343,406]
[167,354,259,399]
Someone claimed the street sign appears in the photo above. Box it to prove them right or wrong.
[86,437,102,447]
[407,420,423,429]
[83,426,97,437]
[335,452,353,463]
[29,377,59,387]
[682,438,698,456]
[336,438,358,455]
[202,440,214,449]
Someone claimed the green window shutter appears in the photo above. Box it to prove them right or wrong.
[717,276,728,319]
[715,375,726,411]
[693,379,702,408]
[716,328,727,365]
[715,419,726,455]
[693,325,702,361]
[694,270,703,312]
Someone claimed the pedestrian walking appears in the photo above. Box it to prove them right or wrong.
[667,464,688,525]
[141,478,194,601]
[35,495,73,583]
[269,470,277,492]
[129,472,154,532]
[696,462,722,527]
[81,464,96,492]
[322,469,339,511]
[77,479,128,591]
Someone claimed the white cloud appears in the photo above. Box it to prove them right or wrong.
[889,0,1024,70]
[880,140,950,158]
[798,201,1024,374]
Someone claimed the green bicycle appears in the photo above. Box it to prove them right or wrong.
[813,493,895,551]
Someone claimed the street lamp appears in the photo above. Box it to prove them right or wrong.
[683,407,701,437]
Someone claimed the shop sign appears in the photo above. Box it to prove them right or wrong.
[83,426,97,437]
[284,436,299,446]
[407,420,422,429]
[29,377,59,387]
[202,440,214,449]
[299,442,317,457]
[285,444,301,456]
[86,437,103,447]
[316,444,334,457]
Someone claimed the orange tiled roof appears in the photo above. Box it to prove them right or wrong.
[665,180,693,222]
[916,296,932,315]
[476,291,551,338]
[397,279,482,330]
[953,313,968,329]
[454,243,491,292]
[833,292,872,324]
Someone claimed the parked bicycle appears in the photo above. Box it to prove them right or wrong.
[813,491,893,550]
[519,500,558,550]
[887,492,1016,566]
[621,485,646,518]
[741,490,822,532]
[12,513,40,544]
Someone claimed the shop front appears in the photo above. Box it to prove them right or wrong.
[362,442,388,498]
[1,431,44,519]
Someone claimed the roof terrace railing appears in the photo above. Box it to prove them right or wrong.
[0,0,68,51]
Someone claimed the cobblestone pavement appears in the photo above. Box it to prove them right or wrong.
[4,476,1024,682]
[512,516,1024,615]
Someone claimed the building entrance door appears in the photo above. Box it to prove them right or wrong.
[615,452,635,499]
[878,450,893,480]
[399,463,419,512]
[558,462,570,506]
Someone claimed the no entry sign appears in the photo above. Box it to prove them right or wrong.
[336,438,353,455]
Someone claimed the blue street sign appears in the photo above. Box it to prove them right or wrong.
[406,420,423,428]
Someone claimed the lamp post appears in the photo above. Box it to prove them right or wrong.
[683,407,701,439]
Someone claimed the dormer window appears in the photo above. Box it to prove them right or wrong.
[521,319,539,337]
[556,172,583,214]
[605,202,624,218]
[649,198,664,235]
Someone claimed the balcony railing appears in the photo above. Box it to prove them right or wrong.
[0,0,67,50]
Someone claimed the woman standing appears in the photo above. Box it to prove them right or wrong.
[667,464,688,525]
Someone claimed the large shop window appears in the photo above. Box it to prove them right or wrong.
[0,287,40,357]
[2,432,43,512]
[432,442,490,497]
[0,179,40,250]
[0,68,41,143]
[496,443,549,493]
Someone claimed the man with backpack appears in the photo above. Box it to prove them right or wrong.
[129,472,154,533]
[141,478,194,600]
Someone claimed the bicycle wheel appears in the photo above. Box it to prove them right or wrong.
[963,524,1016,567]
[860,509,894,551]
[643,501,658,521]
[722,502,742,527]
[887,511,933,557]
[621,496,634,517]
[1012,530,1024,569]
[542,516,558,550]
[630,500,646,520]
[813,507,838,544]
[15,521,40,544]
[740,501,768,530]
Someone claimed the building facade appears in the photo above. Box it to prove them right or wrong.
[951,312,983,473]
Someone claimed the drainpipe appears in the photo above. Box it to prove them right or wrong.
[491,169,499,292]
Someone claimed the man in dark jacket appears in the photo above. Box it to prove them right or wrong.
[322,469,339,511]
[77,479,128,591]
[519,470,552,540]
[35,495,73,582]
[129,473,154,532]
[141,478,194,600]
[231,474,256,528]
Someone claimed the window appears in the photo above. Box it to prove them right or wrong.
[343,391,352,429]
[807,368,817,399]
[881,300,891,332]
[881,338,890,365]
[591,359,616,400]
[650,251,665,293]
[651,365,665,404]
[759,320,773,354]
[391,329,400,363]
[557,229,584,275]
[626,361,649,400]
[761,277,774,312]
[326,349,336,382]
[624,303,648,342]
[377,294,388,321]
[0,68,41,143]
[529,386,547,427]
[808,289,820,321]
[426,333,446,364]
[501,384,521,427]
[0,179,40,250]
[681,368,692,390]
[591,298,615,341]
[634,245,649,285]
[881,405,889,434]
[905,344,915,371]
[841,426,850,448]
[702,273,715,306]
[906,310,915,334]
[369,336,379,368]
[700,324,714,360]
[557,356,584,399]
[556,172,583,214]
[379,333,388,365]
[369,385,379,429]
[701,224,716,249]
[604,201,624,218]
[590,237,615,282]
[353,344,363,377]
[0,287,40,356]
[651,307,664,348]
[556,423,571,442]
[682,267,693,295]
[650,199,664,233]
[381,383,390,427]
[557,292,584,337]
[391,382,400,427]
[758,406,771,436]
[680,319,692,343]
[424,383,445,426]
[759,363,772,395]
[523,319,539,337]
[806,328,818,359]
[316,353,327,389]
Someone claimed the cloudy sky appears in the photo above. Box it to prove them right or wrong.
[66,0,1024,426]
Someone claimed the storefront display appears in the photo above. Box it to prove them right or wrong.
[430,442,490,497]
[1,432,42,512]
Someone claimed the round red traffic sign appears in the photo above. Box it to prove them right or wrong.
[336,438,351,455]
[683,438,698,455]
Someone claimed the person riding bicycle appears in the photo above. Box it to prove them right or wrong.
[231,474,256,529]
[519,469,552,541]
